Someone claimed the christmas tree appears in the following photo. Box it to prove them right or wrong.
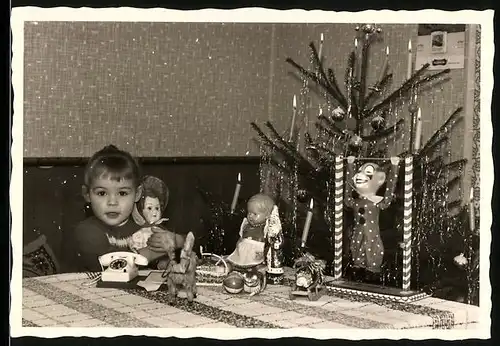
[199,24,479,304]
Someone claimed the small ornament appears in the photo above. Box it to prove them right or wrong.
[408,103,419,114]
[363,24,373,33]
[454,253,468,267]
[331,106,345,121]
[355,24,382,35]
[297,189,309,203]
[371,115,386,132]
[223,271,244,294]
[349,134,363,148]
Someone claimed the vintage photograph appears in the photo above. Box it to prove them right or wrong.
[10,7,493,339]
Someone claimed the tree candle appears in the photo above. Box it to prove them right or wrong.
[301,199,314,247]
[413,108,422,152]
[289,95,297,140]
[378,46,389,83]
[318,33,324,62]
[469,187,475,232]
[230,173,242,214]
[407,39,413,80]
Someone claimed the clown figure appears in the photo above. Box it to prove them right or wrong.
[345,156,400,284]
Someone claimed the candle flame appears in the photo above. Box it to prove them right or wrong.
[309,199,314,209]
[417,108,421,120]
[470,187,474,200]
[293,95,297,108]
[354,38,358,48]
[237,173,241,182]
[321,33,324,42]
[319,107,323,115]
[386,46,389,55]
[408,39,412,52]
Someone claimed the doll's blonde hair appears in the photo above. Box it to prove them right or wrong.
[247,193,275,216]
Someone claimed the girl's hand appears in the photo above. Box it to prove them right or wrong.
[147,226,175,253]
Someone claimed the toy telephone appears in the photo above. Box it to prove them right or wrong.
[98,251,149,283]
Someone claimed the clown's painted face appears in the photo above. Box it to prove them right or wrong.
[142,196,161,223]
[352,163,386,195]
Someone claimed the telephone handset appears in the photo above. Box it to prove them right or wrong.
[98,251,149,283]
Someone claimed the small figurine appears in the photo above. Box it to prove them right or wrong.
[161,232,198,302]
[289,252,326,301]
[223,193,283,294]
[130,175,169,252]
[345,156,400,284]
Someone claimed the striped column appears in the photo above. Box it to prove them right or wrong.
[333,156,344,280]
[402,156,413,291]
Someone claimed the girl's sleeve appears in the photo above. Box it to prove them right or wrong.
[344,162,355,208]
[378,164,399,210]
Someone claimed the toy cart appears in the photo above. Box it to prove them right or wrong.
[289,252,326,301]
[195,247,230,287]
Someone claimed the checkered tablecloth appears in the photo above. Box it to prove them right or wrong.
[22,272,480,329]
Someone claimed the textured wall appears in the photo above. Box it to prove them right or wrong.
[23,22,469,158]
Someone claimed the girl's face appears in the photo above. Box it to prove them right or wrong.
[247,201,269,226]
[84,176,142,227]
[142,196,161,223]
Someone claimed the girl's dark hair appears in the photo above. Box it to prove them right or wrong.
[83,145,141,187]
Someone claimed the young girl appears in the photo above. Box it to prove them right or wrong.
[226,193,281,269]
[69,145,167,272]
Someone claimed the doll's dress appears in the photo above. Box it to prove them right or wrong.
[130,204,168,251]
[226,222,266,268]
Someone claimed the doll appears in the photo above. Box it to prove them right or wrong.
[226,193,282,273]
[345,156,400,284]
[129,175,169,252]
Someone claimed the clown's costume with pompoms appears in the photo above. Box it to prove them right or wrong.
[345,156,400,282]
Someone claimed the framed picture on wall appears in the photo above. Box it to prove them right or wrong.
[416,24,466,70]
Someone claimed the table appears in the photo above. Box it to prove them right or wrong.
[21,272,480,329]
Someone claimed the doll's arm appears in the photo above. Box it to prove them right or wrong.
[239,218,249,238]
[344,157,356,208]
[138,247,171,263]
[378,158,400,210]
